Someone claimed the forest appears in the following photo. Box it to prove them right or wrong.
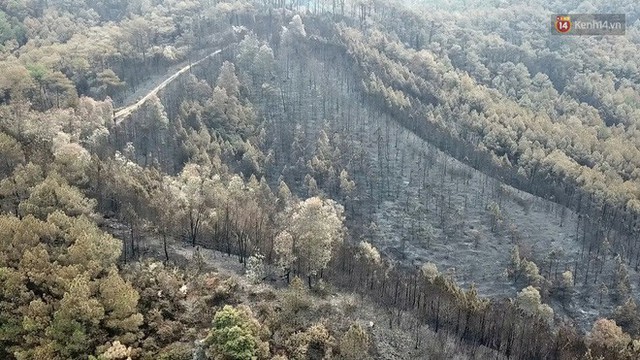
[1,0,640,359]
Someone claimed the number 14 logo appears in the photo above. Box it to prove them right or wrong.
[555,16,572,33]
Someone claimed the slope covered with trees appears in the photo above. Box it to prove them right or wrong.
[2,0,640,359]
[337,0,640,270]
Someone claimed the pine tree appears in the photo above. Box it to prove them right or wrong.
[285,197,345,287]
[205,305,269,360]
[340,323,370,360]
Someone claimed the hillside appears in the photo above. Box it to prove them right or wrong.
[1,0,640,359]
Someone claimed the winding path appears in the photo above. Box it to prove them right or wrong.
[113,49,222,124]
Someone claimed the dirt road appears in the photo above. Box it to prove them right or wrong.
[113,49,222,124]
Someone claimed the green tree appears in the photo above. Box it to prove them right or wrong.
[0,10,25,45]
[99,269,144,343]
[613,298,640,337]
[281,277,312,319]
[285,322,335,360]
[340,323,370,360]
[18,174,96,220]
[338,169,355,200]
[0,131,25,177]
[149,176,182,262]
[0,162,43,216]
[0,212,142,359]
[515,286,554,324]
[285,197,345,287]
[274,230,295,281]
[94,69,125,99]
[276,180,292,211]
[0,60,34,102]
[236,33,260,71]
[306,130,333,186]
[172,164,220,246]
[614,255,631,302]
[52,132,92,186]
[217,61,240,98]
[205,305,269,360]
[587,318,631,359]
[486,201,502,232]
